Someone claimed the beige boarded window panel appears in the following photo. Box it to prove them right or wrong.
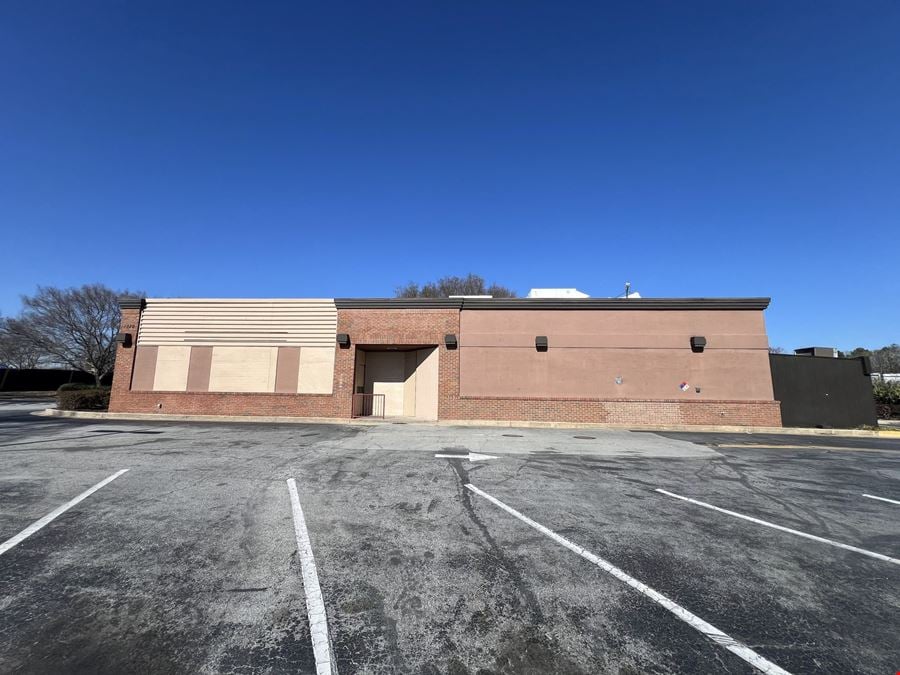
[298,347,336,394]
[209,347,279,393]
[152,346,192,391]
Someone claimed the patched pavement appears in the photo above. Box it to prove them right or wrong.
[1,402,898,673]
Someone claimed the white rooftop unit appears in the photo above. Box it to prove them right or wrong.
[526,288,590,298]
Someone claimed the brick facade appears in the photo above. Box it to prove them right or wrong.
[109,305,782,427]
[109,307,348,418]
[445,396,782,426]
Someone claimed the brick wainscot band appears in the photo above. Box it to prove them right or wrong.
[110,296,783,427]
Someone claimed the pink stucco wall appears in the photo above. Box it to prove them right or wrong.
[459,309,774,401]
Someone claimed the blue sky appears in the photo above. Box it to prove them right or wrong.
[1,1,897,351]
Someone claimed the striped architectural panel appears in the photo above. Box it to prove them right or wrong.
[137,299,337,347]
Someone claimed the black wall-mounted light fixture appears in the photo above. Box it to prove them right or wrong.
[114,332,132,348]
[535,335,549,352]
[444,334,458,349]
[690,336,707,353]
[336,333,351,348]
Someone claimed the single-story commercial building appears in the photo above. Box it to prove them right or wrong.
[109,296,782,427]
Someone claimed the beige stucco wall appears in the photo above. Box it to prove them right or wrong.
[459,309,774,401]
[365,351,406,416]
[152,346,192,391]
[413,347,439,420]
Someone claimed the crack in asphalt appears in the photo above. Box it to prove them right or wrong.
[446,458,545,626]
[715,454,862,540]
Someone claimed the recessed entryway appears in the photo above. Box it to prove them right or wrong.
[354,346,439,420]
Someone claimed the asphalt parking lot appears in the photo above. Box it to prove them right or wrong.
[1,400,898,674]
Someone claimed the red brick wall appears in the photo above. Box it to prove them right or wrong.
[338,308,461,420]
[108,308,141,411]
[109,305,782,427]
[445,396,782,426]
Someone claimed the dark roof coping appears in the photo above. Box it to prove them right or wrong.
[335,298,464,309]
[335,297,771,310]
[118,296,146,310]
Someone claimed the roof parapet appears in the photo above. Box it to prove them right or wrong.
[335,297,771,310]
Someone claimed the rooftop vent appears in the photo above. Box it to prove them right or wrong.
[794,347,838,358]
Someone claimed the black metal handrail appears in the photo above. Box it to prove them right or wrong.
[351,393,386,419]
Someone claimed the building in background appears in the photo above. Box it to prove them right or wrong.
[110,295,781,427]
[525,288,590,298]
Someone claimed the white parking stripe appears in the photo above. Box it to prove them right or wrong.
[862,493,900,506]
[287,479,337,675]
[465,483,791,675]
[656,489,900,566]
[0,469,129,556]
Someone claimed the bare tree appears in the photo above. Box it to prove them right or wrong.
[396,274,516,298]
[0,317,47,368]
[845,344,900,373]
[768,346,785,354]
[11,285,137,385]
[872,344,900,373]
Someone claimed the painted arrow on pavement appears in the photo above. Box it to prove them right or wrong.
[434,452,498,462]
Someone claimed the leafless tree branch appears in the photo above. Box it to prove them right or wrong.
[11,285,140,385]
[396,274,516,298]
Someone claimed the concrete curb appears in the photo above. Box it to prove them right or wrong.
[439,419,900,437]
[34,409,384,427]
[33,408,900,438]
